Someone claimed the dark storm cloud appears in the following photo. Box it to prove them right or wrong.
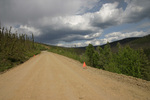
[0,0,150,46]
[91,18,119,29]
[0,0,101,44]
[122,0,150,23]
[0,0,85,25]
[35,26,94,44]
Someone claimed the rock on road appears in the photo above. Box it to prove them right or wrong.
[0,51,150,100]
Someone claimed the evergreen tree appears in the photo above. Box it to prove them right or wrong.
[103,42,112,66]
[139,49,149,79]
[114,45,144,78]
[92,51,99,68]
[32,33,34,49]
[96,46,105,69]
[85,44,95,66]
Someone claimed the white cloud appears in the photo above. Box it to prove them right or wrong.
[29,0,150,45]
[57,30,149,47]
[19,25,41,36]
[11,25,41,36]
[89,2,123,28]
[105,31,149,42]
[1,0,150,47]
[34,2,121,43]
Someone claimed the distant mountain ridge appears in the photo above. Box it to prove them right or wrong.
[46,34,150,59]
[75,34,150,60]
[99,37,140,49]
[77,34,150,50]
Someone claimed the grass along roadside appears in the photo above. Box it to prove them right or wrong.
[0,26,47,72]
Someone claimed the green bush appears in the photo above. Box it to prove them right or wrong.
[85,43,149,80]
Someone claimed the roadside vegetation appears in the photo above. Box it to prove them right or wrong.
[48,46,82,61]
[85,43,150,80]
[0,26,46,72]
[49,35,150,81]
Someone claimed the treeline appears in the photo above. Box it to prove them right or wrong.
[49,46,81,61]
[85,43,150,80]
[0,26,46,72]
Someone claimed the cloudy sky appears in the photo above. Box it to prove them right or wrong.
[1,0,150,47]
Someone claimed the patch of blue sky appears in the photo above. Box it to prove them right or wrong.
[83,0,127,13]
[135,18,150,31]
[86,1,102,13]
[101,0,127,10]
[14,24,20,28]
[121,18,150,32]
[101,18,150,38]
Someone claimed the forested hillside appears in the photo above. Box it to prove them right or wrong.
[48,35,150,81]
[0,26,46,72]
[85,43,150,80]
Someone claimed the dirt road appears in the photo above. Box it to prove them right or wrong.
[0,51,150,100]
